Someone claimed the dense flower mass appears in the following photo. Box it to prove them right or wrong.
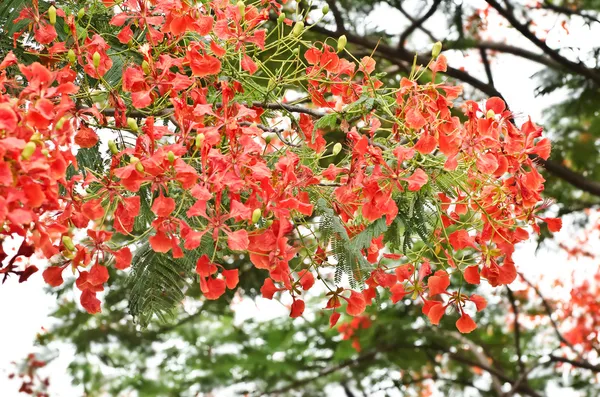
[0,0,560,335]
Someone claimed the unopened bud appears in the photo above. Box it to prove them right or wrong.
[127,117,138,132]
[68,49,76,64]
[486,109,495,119]
[237,1,245,18]
[108,139,119,155]
[21,142,36,160]
[332,142,342,156]
[265,219,273,227]
[195,133,205,148]
[62,236,75,252]
[142,60,150,75]
[48,6,57,26]
[322,4,330,14]
[55,117,67,130]
[92,52,101,69]
[77,7,85,19]
[292,21,304,37]
[167,151,175,163]
[277,13,286,24]
[252,208,262,223]
[431,41,443,58]
[337,35,347,53]
[135,162,145,172]
[264,134,274,144]
[129,156,140,164]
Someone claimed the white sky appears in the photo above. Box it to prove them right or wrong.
[1,1,599,396]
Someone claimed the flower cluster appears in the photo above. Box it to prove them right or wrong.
[0,0,559,334]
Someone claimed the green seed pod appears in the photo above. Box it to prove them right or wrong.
[195,133,205,148]
[167,151,175,163]
[277,13,286,24]
[337,35,347,53]
[322,4,330,14]
[48,6,57,26]
[332,142,342,156]
[21,142,36,160]
[431,41,443,58]
[142,60,150,75]
[108,140,119,155]
[252,208,262,224]
[77,7,85,19]
[127,117,138,132]
[237,1,245,18]
[292,21,304,37]
[62,236,76,252]
[135,162,145,173]
[68,49,76,64]
[92,52,101,69]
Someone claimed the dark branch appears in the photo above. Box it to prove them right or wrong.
[480,48,495,86]
[548,355,600,372]
[398,0,442,47]
[507,287,525,374]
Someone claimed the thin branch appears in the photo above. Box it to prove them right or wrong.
[398,0,442,47]
[394,0,438,42]
[485,0,600,86]
[480,48,495,86]
[538,2,600,24]
[326,0,346,34]
[506,287,525,374]
[547,355,600,372]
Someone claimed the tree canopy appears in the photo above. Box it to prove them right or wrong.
[1,0,599,396]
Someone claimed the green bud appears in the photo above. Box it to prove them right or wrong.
[264,134,274,144]
[486,109,495,119]
[431,41,443,58]
[237,1,245,18]
[292,21,304,37]
[67,49,76,64]
[292,47,299,55]
[337,35,347,53]
[127,117,138,132]
[332,142,342,156]
[129,156,140,164]
[135,162,145,173]
[48,6,57,26]
[252,208,262,224]
[92,52,101,69]
[41,149,49,156]
[55,117,67,131]
[108,140,119,155]
[77,7,85,20]
[322,4,330,14]
[195,133,205,148]
[21,142,36,160]
[265,219,273,227]
[62,236,76,252]
[277,13,286,24]
[167,151,175,163]
[142,60,150,75]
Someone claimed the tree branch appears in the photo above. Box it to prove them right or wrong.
[480,48,495,86]
[398,0,442,47]
[506,287,526,374]
[485,0,600,85]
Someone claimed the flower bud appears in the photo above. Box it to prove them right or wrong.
[41,149,49,156]
[337,35,347,53]
[322,4,330,14]
[265,219,273,227]
[92,52,101,69]
[48,6,57,26]
[127,117,138,132]
[167,151,175,163]
[277,13,286,24]
[431,41,443,58]
[68,49,76,64]
[129,156,140,164]
[292,21,304,37]
[195,133,205,148]
[264,134,274,144]
[21,142,36,160]
[332,142,342,156]
[486,109,495,119]
[237,1,245,18]
[55,117,67,130]
[108,139,119,155]
[78,8,85,19]
[135,162,145,172]
[62,236,75,252]
[252,208,262,224]
[142,60,150,75]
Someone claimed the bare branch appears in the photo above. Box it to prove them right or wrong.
[398,0,442,47]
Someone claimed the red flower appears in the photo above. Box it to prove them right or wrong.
[456,313,477,333]
[428,270,450,296]
[345,291,366,316]
[290,299,305,318]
